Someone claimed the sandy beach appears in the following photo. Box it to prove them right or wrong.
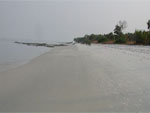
[1,44,150,112]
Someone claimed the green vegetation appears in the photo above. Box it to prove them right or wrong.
[74,36,91,45]
[97,35,108,43]
[115,36,127,44]
[135,30,150,45]
[74,20,150,46]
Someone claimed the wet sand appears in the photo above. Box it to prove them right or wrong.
[0,44,150,112]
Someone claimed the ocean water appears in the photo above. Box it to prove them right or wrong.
[0,40,50,72]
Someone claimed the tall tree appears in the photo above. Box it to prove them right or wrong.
[114,25,122,36]
[114,20,127,36]
[147,20,150,31]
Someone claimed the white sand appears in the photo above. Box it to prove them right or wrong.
[1,44,150,112]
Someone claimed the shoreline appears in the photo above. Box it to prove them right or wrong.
[0,51,50,73]
[0,40,74,73]
[0,43,51,73]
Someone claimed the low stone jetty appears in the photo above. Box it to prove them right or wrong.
[14,41,74,48]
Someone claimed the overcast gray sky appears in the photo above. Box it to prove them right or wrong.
[0,0,150,42]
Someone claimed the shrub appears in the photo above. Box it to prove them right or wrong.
[115,36,127,44]
[135,31,147,44]
[146,32,150,45]
[84,39,91,45]
[134,30,150,45]
[98,36,108,43]
[88,34,98,41]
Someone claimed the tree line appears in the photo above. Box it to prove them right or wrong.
[74,20,150,45]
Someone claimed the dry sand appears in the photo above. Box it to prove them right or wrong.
[1,44,150,112]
